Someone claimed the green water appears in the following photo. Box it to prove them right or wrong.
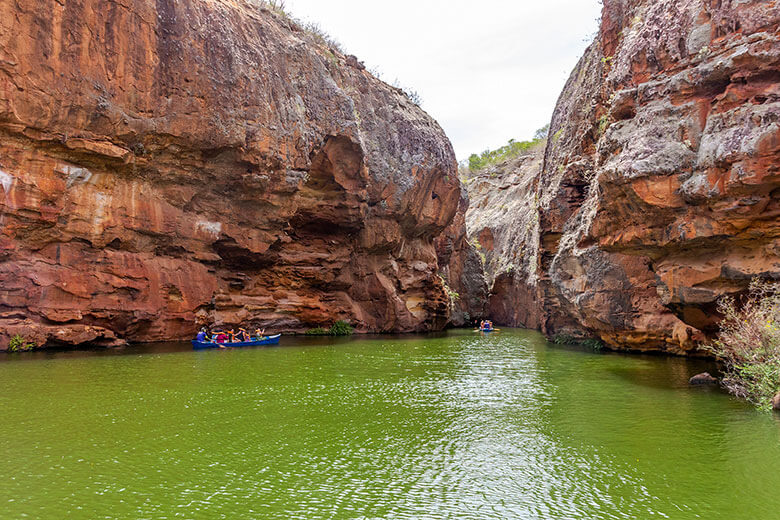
[1,329,779,519]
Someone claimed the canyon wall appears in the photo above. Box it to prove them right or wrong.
[0,0,478,348]
[468,0,780,353]
[466,148,545,330]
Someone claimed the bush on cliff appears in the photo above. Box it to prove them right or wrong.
[305,327,329,336]
[553,334,604,352]
[329,321,354,336]
[704,279,780,410]
[8,334,35,352]
[466,127,548,172]
[304,321,354,336]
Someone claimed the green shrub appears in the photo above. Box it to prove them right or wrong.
[8,334,35,352]
[552,334,576,345]
[467,126,548,172]
[305,327,329,336]
[597,114,610,136]
[438,275,460,307]
[582,338,605,352]
[704,279,780,410]
[329,321,354,336]
[552,334,604,351]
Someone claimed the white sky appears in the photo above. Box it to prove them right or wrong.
[283,0,603,161]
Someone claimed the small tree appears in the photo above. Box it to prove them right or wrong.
[534,124,550,140]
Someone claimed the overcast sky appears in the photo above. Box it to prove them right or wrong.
[283,0,603,161]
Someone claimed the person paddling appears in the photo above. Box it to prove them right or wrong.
[196,328,208,342]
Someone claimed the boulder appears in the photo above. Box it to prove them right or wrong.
[689,372,718,386]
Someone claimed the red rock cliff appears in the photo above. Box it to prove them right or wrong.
[468,0,780,354]
[0,0,468,348]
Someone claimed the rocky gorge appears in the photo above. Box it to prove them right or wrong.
[467,0,780,354]
[0,0,484,348]
[1,0,778,354]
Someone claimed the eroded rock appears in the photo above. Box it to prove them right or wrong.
[466,0,780,353]
[0,0,471,348]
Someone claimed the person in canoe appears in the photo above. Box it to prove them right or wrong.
[196,328,208,342]
[254,328,266,340]
[479,320,495,332]
[236,328,250,342]
[213,330,229,344]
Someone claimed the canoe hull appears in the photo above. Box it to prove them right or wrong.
[191,334,281,350]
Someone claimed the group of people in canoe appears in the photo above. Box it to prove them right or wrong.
[196,327,267,345]
[479,320,495,332]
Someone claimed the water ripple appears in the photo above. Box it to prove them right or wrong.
[1,330,779,519]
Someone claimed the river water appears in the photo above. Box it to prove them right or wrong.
[1,329,778,519]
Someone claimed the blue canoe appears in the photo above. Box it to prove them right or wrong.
[191,334,281,350]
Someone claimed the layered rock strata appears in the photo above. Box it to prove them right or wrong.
[0,0,474,348]
[468,0,780,353]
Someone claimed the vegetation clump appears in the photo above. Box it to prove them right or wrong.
[553,334,604,352]
[438,275,460,307]
[704,279,780,410]
[465,125,548,172]
[8,334,35,352]
[582,338,604,352]
[553,334,576,345]
[305,321,354,337]
[305,327,329,336]
[329,320,354,336]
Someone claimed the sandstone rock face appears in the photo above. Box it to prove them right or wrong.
[0,0,467,348]
[468,0,780,353]
[466,148,545,329]
[435,185,488,326]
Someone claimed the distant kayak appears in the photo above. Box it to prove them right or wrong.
[191,334,281,350]
[474,328,499,333]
